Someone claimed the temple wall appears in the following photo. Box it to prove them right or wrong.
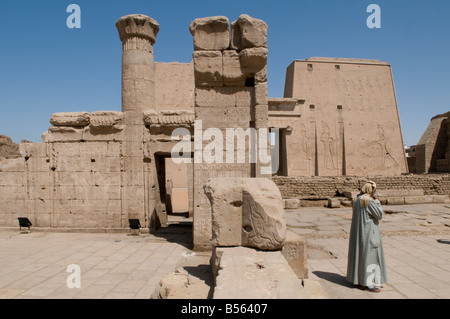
[272,58,408,177]
[0,136,125,229]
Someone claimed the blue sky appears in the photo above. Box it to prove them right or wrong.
[0,0,449,146]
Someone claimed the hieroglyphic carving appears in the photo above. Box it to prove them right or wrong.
[242,189,285,250]
[320,121,337,170]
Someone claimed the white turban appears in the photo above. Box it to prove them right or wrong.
[360,181,376,207]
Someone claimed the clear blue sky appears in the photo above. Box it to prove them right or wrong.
[1,0,449,147]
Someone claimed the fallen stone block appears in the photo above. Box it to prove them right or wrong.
[431,195,450,203]
[284,198,300,209]
[281,230,308,279]
[151,252,213,300]
[385,197,405,205]
[204,178,286,250]
[343,191,359,200]
[211,246,309,299]
[327,198,341,208]
[404,196,433,205]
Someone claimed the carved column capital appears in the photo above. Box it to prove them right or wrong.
[116,14,159,45]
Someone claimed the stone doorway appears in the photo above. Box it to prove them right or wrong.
[154,153,193,227]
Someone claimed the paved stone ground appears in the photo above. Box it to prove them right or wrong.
[0,203,449,299]
[286,203,450,299]
[0,226,195,299]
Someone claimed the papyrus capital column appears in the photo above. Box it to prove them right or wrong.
[115,14,159,228]
[116,14,159,112]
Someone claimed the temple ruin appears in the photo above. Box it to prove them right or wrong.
[1,13,442,254]
[407,111,450,174]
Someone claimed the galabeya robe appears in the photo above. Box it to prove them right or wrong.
[346,194,388,287]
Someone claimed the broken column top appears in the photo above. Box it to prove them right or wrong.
[116,14,159,44]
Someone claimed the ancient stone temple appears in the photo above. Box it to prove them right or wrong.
[270,57,408,177]
[0,13,410,251]
[407,111,450,173]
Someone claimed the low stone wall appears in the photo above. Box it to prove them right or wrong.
[273,174,450,200]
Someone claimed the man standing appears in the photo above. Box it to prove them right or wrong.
[346,181,388,293]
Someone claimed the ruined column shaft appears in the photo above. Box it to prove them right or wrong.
[122,40,155,111]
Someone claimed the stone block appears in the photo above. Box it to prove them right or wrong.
[195,87,252,108]
[49,112,90,127]
[211,246,308,299]
[231,14,268,50]
[47,126,83,142]
[404,196,433,205]
[432,195,450,203]
[204,178,286,250]
[0,158,25,172]
[385,197,405,205]
[0,185,26,200]
[240,47,268,72]
[222,50,246,86]
[234,88,253,108]
[192,51,223,86]
[0,172,25,186]
[19,142,47,159]
[189,16,230,51]
[284,198,300,209]
[254,82,268,106]
[281,230,308,279]
[327,198,341,208]
[226,107,251,128]
[343,191,359,200]
[378,189,424,197]
[89,111,124,133]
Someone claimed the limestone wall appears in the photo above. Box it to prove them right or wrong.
[0,138,124,229]
[271,57,408,177]
[273,174,450,200]
[154,62,194,112]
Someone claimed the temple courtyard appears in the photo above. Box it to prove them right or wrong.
[0,203,449,299]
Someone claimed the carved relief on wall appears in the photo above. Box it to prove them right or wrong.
[320,121,337,171]
[368,123,400,170]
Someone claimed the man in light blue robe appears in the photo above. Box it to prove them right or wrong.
[346,181,387,292]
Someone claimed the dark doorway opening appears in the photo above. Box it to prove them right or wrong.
[154,153,193,227]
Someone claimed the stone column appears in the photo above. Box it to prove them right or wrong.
[116,15,159,228]
[116,14,159,112]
